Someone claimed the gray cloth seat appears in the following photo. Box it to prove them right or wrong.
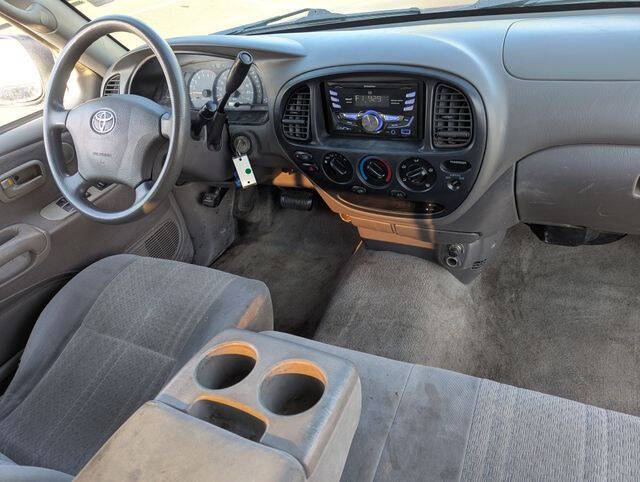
[0,255,273,477]
[268,332,640,481]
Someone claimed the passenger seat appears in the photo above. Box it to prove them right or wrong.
[267,332,640,481]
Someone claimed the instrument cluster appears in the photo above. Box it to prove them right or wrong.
[149,57,265,111]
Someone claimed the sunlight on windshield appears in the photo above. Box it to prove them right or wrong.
[71,0,474,48]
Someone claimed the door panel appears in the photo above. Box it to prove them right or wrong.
[0,116,193,373]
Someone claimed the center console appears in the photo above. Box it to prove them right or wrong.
[275,66,486,219]
[76,329,361,482]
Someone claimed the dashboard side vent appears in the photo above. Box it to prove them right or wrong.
[433,84,472,148]
[102,74,121,96]
[282,86,311,142]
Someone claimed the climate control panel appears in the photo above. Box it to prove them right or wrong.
[276,70,486,218]
[290,148,478,217]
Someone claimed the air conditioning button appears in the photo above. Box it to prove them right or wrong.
[390,190,407,199]
[442,160,471,173]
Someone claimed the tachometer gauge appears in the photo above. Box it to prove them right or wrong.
[189,69,216,109]
[215,69,255,109]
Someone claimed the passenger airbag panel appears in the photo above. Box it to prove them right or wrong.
[504,16,640,80]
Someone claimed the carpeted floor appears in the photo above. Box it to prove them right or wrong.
[213,189,359,337]
[314,224,640,416]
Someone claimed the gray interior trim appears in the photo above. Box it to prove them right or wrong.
[517,144,640,234]
[0,451,13,465]
[0,464,71,481]
[130,34,306,59]
[0,0,123,75]
[100,9,640,240]
[504,16,640,80]
[75,401,306,482]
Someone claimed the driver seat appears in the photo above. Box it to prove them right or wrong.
[0,255,273,477]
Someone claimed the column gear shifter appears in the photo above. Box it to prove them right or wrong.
[192,50,254,150]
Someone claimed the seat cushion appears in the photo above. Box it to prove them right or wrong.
[0,255,272,475]
[266,332,640,481]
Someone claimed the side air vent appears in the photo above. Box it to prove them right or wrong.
[102,74,121,96]
[282,86,311,142]
[432,84,472,148]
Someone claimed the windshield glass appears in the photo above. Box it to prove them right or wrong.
[67,1,475,48]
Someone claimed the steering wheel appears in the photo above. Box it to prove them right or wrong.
[43,15,189,224]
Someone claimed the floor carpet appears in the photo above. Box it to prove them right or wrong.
[213,190,359,337]
[314,224,640,416]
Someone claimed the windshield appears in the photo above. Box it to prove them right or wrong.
[67,0,633,47]
[67,1,474,48]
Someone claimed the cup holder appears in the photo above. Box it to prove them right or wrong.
[197,342,257,390]
[260,361,326,416]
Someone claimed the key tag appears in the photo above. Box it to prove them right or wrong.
[232,151,257,189]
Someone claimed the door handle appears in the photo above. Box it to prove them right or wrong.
[0,160,46,203]
[0,224,49,286]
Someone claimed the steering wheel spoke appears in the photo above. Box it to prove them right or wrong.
[63,172,91,198]
[160,112,172,138]
[49,107,70,130]
[134,180,153,204]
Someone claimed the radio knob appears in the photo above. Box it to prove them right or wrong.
[361,111,384,133]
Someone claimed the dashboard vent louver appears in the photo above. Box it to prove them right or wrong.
[282,86,311,142]
[102,74,121,96]
[433,84,472,148]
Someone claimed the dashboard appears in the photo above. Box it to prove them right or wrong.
[101,9,640,281]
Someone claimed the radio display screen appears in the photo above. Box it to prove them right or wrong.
[354,94,390,107]
[325,80,420,140]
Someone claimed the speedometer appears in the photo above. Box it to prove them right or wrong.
[189,69,216,109]
[215,69,255,109]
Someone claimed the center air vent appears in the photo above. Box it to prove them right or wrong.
[432,84,472,148]
[282,86,311,142]
[102,74,121,96]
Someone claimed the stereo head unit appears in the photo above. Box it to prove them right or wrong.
[325,81,420,139]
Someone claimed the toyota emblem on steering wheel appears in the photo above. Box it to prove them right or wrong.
[90,109,116,134]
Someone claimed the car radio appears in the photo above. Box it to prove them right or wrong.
[324,81,420,139]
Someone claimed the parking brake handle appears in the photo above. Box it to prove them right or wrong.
[205,51,254,150]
